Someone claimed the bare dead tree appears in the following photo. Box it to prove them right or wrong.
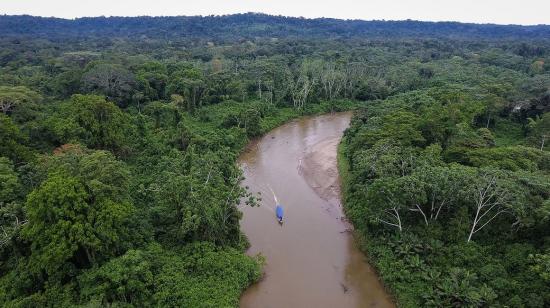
[466,173,519,242]
[291,74,316,109]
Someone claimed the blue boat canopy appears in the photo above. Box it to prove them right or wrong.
[276,205,284,220]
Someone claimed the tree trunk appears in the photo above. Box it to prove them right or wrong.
[416,204,428,226]
[467,202,481,242]
[257,80,262,99]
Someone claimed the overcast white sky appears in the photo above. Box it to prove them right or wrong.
[1,0,549,25]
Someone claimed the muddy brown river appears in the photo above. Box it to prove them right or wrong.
[238,112,394,308]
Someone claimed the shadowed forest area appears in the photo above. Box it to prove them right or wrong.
[0,13,549,307]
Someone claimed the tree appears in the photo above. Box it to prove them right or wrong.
[51,69,83,98]
[465,146,548,172]
[414,164,470,222]
[521,74,550,97]
[143,101,179,129]
[290,61,318,109]
[426,267,497,307]
[151,148,246,245]
[318,62,345,101]
[0,157,26,249]
[290,73,315,109]
[527,113,550,151]
[367,177,408,231]
[342,62,368,99]
[82,63,135,107]
[135,62,168,102]
[239,108,262,137]
[0,86,42,123]
[79,248,154,305]
[51,95,129,152]
[0,157,19,203]
[481,94,506,128]
[24,175,94,274]
[23,147,135,276]
[0,114,31,162]
[167,68,207,113]
[247,60,281,103]
[0,86,41,115]
[354,111,426,148]
[530,249,550,283]
[353,141,418,181]
[465,170,523,242]
[399,175,429,225]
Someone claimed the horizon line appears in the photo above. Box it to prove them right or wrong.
[2,12,549,27]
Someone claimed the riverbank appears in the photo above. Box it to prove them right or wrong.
[337,137,398,306]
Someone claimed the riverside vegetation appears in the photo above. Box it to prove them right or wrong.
[339,52,550,307]
[0,13,549,307]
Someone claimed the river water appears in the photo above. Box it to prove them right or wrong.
[238,112,394,308]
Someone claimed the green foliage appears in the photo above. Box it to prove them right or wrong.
[341,82,550,306]
[78,243,261,307]
[153,242,262,307]
[530,249,550,282]
[48,95,130,152]
[1,13,550,307]
[0,157,20,203]
[492,117,524,146]
[0,157,25,251]
[23,165,134,276]
[527,113,550,150]
[167,67,207,113]
[0,86,42,123]
[0,114,32,162]
[82,63,135,107]
[24,175,98,274]
[79,248,155,306]
[465,145,550,171]
[150,147,245,245]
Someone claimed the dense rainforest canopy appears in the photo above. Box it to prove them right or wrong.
[0,13,549,307]
[2,13,550,40]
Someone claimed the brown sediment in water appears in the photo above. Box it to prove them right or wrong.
[239,112,394,308]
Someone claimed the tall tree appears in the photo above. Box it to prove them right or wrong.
[0,157,26,250]
[366,177,408,232]
[82,63,135,107]
[50,95,129,152]
[465,170,523,242]
[0,86,41,123]
[24,147,135,276]
[167,68,207,113]
[527,113,550,151]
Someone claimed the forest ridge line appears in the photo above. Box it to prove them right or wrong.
[1,13,550,40]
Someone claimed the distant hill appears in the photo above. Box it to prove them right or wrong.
[1,13,550,41]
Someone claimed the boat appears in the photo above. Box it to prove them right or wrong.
[276,205,284,223]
